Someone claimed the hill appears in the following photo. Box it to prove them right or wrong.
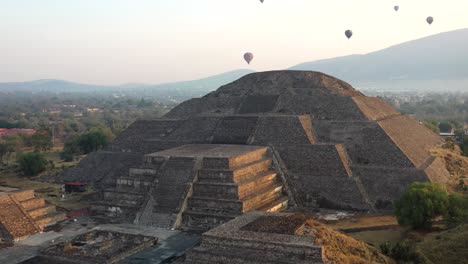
[0,69,254,100]
[290,28,468,91]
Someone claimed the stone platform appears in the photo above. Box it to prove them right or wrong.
[0,189,66,241]
[184,212,324,264]
[91,144,289,232]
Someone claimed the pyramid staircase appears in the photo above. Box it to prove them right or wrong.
[0,189,65,241]
[90,166,157,223]
[182,148,288,232]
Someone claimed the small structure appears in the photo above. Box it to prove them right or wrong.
[64,182,86,193]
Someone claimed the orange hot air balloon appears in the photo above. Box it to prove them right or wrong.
[244,52,254,64]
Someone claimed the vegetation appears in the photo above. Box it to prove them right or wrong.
[17,152,48,176]
[395,182,449,229]
[395,182,468,229]
[415,224,468,264]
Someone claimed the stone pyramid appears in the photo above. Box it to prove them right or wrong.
[64,71,449,215]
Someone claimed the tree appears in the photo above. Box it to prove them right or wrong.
[31,130,53,152]
[423,120,440,134]
[17,152,48,176]
[77,129,110,154]
[0,143,8,164]
[445,193,468,227]
[462,138,468,157]
[394,182,449,229]
[438,121,453,133]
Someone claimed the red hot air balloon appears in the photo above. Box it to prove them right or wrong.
[427,16,434,25]
[244,52,254,64]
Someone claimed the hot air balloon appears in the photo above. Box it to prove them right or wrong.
[244,52,254,64]
[260,0,264,3]
[426,16,434,25]
[345,30,353,39]
[394,6,399,12]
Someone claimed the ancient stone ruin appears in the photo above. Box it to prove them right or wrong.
[0,189,65,241]
[184,211,393,264]
[28,230,156,264]
[64,70,449,231]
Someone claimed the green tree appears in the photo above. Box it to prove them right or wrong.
[31,130,53,152]
[60,136,80,161]
[445,193,468,227]
[423,120,440,134]
[0,143,8,164]
[77,129,110,154]
[17,152,48,176]
[462,138,468,157]
[394,182,449,229]
[438,121,453,133]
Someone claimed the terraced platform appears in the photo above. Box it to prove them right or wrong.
[0,190,65,241]
[90,144,289,231]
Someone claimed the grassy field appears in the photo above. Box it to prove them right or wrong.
[0,150,91,211]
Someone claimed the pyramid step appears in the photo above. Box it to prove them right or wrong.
[182,211,237,232]
[198,159,272,183]
[189,184,283,213]
[242,185,284,213]
[34,212,66,228]
[256,197,289,213]
[27,205,56,218]
[193,171,278,200]
[11,190,35,202]
[20,197,45,211]
[202,147,268,169]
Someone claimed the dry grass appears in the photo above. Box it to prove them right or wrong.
[431,147,468,191]
[325,215,398,230]
[299,219,396,264]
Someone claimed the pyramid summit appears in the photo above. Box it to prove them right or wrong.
[64,70,449,230]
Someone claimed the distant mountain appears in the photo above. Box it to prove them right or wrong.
[0,79,114,93]
[290,28,468,91]
[0,69,255,100]
[142,69,255,98]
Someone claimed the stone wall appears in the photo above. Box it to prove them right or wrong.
[164,97,243,118]
[353,166,429,210]
[277,145,369,210]
[212,116,259,144]
[315,121,414,168]
[238,95,279,114]
[251,116,314,146]
[353,96,400,121]
[378,115,443,167]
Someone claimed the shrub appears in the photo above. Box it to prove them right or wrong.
[445,193,468,227]
[17,152,48,176]
[394,182,449,229]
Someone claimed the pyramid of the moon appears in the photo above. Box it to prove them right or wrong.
[64,71,449,229]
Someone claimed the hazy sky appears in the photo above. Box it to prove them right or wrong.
[2,0,468,85]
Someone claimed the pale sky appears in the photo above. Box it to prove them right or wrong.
[1,0,468,85]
